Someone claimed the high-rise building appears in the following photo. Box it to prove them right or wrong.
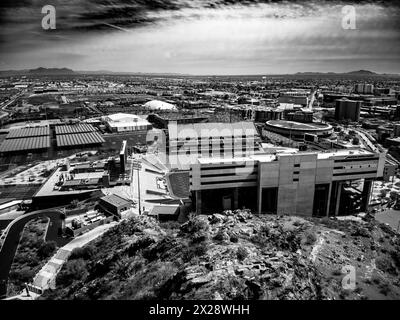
[335,98,362,121]
[354,83,374,94]
[119,140,127,173]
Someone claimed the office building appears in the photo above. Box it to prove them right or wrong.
[354,84,374,94]
[278,92,309,106]
[335,98,362,121]
[190,149,385,217]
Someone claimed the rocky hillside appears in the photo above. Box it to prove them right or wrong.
[41,210,400,300]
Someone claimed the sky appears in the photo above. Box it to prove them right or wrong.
[0,0,399,75]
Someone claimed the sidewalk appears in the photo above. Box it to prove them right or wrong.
[13,221,118,299]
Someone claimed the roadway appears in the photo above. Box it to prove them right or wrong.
[0,91,24,118]
[0,209,68,299]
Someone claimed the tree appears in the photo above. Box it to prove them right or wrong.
[390,191,399,202]
[57,259,88,287]
[38,241,57,259]
[70,199,79,209]
[352,137,360,145]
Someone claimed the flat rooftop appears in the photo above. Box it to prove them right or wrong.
[55,123,95,135]
[0,136,50,152]
[100,194,132,207]
[168,121,259,140]
[196,149,376,165]
[266,120,332,131]
[34,167,99,198]
[56,132,105,147]
[6,125,49,139]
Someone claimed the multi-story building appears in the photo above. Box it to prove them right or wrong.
[167,121,263,170]
[335,98,362,121]
[102,113,152,133]
[354,84,374,94]
[190,149,386,217]
[278,91,309,106]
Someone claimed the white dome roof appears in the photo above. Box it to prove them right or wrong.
[144,100,177,111]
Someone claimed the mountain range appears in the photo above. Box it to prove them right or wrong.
[0,68,398,77]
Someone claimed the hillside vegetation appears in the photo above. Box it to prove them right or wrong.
[42,210,400,300]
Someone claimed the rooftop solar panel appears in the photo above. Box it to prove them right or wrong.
[55,123,95,135]
[6,126,50,139]
[56,132,105,147]
[0,136,50,152]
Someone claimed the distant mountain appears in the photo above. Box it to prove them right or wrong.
[295,70,382,76]
[77,70,191,76]
[0,67,397,77]
[28,67,75,75]
[346,70,377,75]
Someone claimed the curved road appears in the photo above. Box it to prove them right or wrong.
[0,209,69,299]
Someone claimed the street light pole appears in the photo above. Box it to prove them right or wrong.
[137,165,141,215]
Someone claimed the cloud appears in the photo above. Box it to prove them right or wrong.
[0,0,399,73]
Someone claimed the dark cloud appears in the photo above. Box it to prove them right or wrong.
[0,0,399,73]
[1,1,400,33]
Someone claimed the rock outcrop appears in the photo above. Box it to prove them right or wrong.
[41,210,400,300]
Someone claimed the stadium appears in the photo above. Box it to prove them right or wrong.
[265,120,333,139]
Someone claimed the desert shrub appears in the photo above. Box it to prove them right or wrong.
[293,220,303,227]
[68,199,80,209]
[250,234,267,245]
[132,260,144,273]
[180,216,209,234]
[37,241,57,259]
[379,282,391,296]
[114,257,132,279]
[160,221,181,230]
[230,234,239,243]
[69,245,96,260]
[191,233,208,244]
[57,259,88,287]
[332,269,342,276]
[193,244,207,256]
[236,247,249,261]
[304,231,317,245]
[354,286,362,294]
[390,249,400,269]
[376,256,397,275]
[259,224,270,236]
[319,217,339,229]
[214,230,229,242]
[371,275,381,285]
[339,288,350,299]
[127,236,156,257]
[351,226,370,238]
[280,231,301,252]
[142,237,180,261]
[9,267,35,284]
[182,244,207,262]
